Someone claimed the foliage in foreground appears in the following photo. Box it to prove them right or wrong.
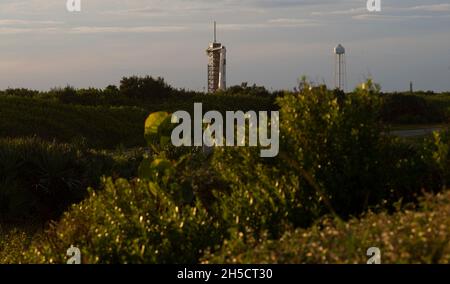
[210,81,441,241]
[0,226,31,262]
[2,81,450,264]
[16,178,224,264]
[203,190,450,264]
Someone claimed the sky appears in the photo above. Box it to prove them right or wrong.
[0,0,449,92]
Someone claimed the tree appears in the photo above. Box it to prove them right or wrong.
[119,76,172,100]
[104,85,119,96]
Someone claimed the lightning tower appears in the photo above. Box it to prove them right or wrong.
[206,22,227,93]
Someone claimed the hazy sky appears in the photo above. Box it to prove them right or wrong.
[0,0,449,91]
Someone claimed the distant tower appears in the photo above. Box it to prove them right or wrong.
[410,81,413,93]
[334,44,347,91]
[206,22,227,93]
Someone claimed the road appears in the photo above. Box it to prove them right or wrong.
[390,127,444,138]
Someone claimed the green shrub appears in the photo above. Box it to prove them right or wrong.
[380,93,447,124]
[0,227,31,263]
[0,138,141,221]
[377,138,440,205]
[279,82,387,216]
[209,81,446,242]
[21,178,224,264]
[422,130,450,190]
[202,190,450,264]
[120,76,173,100]
[210,81,390,238]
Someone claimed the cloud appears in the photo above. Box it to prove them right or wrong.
[409,4,450,12]
[217,18,319,31]
[0,25,189,35]
[100,0,337,16]
[101,7,167,16]
[1,0,449,91]
[239,0,335,8]
[311,8,366,16]
[0,27,60,35]
[267,18,319,27]
[69,25,188,34]
[0,19,62,25]
[311,2,450,21]
[0,0,62,15]
[352,14,432,21]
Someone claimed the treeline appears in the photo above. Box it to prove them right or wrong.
[1,76,449,125]
[380,92,449,124]
[0,76,276,108]
[0,76,276,149]
[0,97,274,150]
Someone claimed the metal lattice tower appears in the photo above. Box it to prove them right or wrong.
[206,22,227,93]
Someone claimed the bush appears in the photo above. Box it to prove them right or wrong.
[377,138,440,205]
[278,83,386,216]
[202,190,450,264]
[210,82,390,238]
[422,130,450,190]
[0,227,31,263]
[21,178,224,264]
[120,76,173,100]
[0,138,141,221]
[380,94,447,124]
[0,88,40,98]
[17,114,227,263]
[209,81,447,242]
[220,84,272,97]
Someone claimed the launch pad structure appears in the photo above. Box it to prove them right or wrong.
[206,22,227,93]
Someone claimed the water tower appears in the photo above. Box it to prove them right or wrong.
[206,22,227,93]
[334,44,347,91]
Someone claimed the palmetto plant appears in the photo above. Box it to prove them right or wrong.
[0,137,139,220]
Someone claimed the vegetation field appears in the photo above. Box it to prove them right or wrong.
[0,96,148,149]
[0,76,449,264]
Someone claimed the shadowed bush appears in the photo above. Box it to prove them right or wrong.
[0,138,141,221]
[20,178,224,264]
[380,93,447,124]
